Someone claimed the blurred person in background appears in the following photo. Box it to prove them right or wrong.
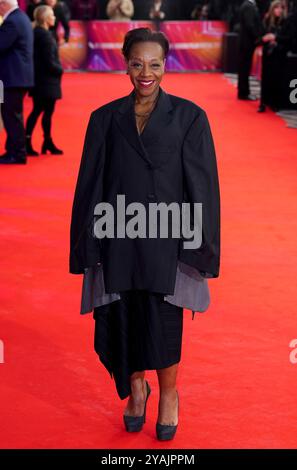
[0,0,33,165]
[106,0,134,21]
[191,0,225,21]
[43,0,70,43]
[219,0,244,28]
[237,0,275,100]
[26,0,70,42]
[258,0,288,112]
[26,0,41,20]
[148,0,181,21]
[256,0,272,18]
[285,0,297,52]
[207,0,224,19]
[25,4,63,156]
[149,0,166,20]
[191,1,210,20]
[281,0,289,16]
[133,0,179,21]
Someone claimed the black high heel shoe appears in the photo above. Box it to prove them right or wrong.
[41,138,63,155]
[123,380,151,432]
[156,391,179,441]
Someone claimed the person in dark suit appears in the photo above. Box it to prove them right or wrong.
[69,28,220,440]
[237,0,270,100]
[0,0,34,165]
[25,4,63,155]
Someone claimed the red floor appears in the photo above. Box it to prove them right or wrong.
[0,73,297,448]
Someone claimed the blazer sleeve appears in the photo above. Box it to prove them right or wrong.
[0,19,18,52]
[41,34,63,76]
[244,5,264,45]
[69,111,106,274]
[179,110,220,278]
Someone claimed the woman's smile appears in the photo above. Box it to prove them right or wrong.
[137,79,155,88]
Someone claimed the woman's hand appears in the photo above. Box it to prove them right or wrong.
[262,33,276,43]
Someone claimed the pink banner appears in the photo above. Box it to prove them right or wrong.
[58,21,88,70]
[87,21,154,71]
[59,20,228,72]
[161,21,228,71]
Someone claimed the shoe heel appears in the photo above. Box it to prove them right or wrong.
[156,391,179,441]
[41,139,63,155]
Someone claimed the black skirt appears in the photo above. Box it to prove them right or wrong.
[93,290,183,399]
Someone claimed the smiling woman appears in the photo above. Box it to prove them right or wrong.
[69,27,220,441]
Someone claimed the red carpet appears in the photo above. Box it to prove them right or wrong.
[0,73,297,448]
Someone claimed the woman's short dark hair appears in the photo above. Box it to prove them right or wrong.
[122,28,170,61]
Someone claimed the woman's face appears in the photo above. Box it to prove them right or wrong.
[273,5,283,17]
[45,8,56,27]
[127,41,166,97]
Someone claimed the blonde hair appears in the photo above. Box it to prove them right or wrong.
[33,5,52,27]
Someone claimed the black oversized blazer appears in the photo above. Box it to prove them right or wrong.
[30,27,63,100]
[69,87,220,295]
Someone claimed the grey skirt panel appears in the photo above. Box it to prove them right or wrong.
[80,264,120,314]
[80,261,210,315]
[164,261,210,313]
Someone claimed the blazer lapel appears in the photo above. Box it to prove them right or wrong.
[140,87,174,149]
[115,87,174,167]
